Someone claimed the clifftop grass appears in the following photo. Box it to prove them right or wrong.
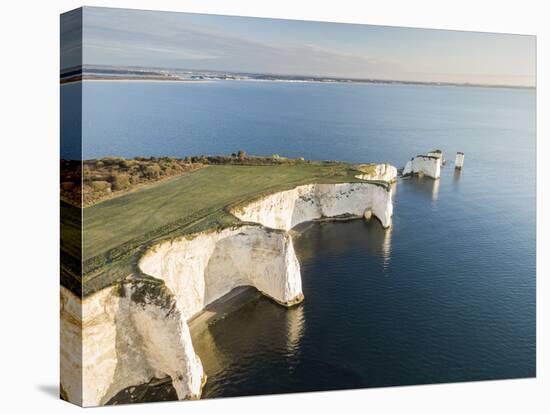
[62,161,382,296]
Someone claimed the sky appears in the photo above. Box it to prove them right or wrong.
[61,6,536,86]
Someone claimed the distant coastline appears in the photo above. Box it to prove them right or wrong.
[60,65,535,90]
[60,75,214,84]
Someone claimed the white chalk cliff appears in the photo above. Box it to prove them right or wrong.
[139,226,303,312]
[61,282,204,406]
[354,163,397,183]
[61,180,394,406]
[455,152,465,169]
[232,183,393,230]
[427,150,445,165]
[403,155,441,179]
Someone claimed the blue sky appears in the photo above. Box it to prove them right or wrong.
[62,6,535,86]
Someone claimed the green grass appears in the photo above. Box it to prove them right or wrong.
[72,162,381,296]
[60,201,83,296]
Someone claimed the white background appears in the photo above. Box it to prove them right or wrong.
[0,0,548,412]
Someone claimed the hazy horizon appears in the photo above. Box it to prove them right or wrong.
[61,6,536,87]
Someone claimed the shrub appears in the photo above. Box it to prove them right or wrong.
[112,173,131,191]
[170,163,184,172]
[120,159,138,168]
[145,164,161,179]
[90,181,111,192]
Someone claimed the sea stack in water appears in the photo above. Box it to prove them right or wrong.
[455,152,465,169]
[427,149,446,165]
[402,154,441,179]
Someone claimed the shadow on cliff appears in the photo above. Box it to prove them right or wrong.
[105,283,182,405]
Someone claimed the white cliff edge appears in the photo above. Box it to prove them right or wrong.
[61,181,393,406]
[402,155,441,179]
[354,163,397,183]
[231,182,393,230]
[355,164,397,183]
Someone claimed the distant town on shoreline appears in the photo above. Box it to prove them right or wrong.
[60,64,535,89]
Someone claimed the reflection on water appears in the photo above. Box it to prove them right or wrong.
[193,293,305,398]
[431,177,440,201]
[405,174,441,202]
[453,168,462,188]
[285,303,305,353]
[381,224,392,269]
[292,219,392,265]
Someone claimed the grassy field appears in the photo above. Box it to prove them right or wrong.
[70,162,374,296]
[61,201,83,295]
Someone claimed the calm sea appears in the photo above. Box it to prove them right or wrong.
[64,80,536,397]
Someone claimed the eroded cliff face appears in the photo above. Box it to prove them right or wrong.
[231,183,393,230]
[139,226,303,316]
[62,181,393,405]
[61,282,204,407]
[403,156,441,179]
[60,286,83,405]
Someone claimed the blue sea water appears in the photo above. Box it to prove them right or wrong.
[67,80,536,397]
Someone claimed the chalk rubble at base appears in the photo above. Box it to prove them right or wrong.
[61,181,394,405]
